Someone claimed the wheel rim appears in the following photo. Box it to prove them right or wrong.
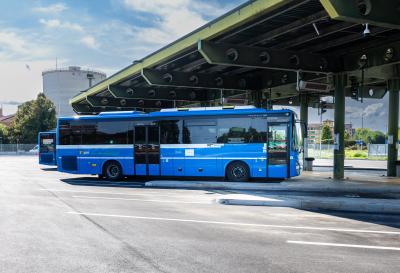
[107,165,119,178]
[232,166,246,179]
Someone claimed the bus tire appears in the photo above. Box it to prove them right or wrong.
[226,161,250,182]
[103,161,123,181]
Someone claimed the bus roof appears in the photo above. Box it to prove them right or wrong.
[58,107,294,121]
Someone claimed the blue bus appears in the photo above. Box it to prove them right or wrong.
[56,106,303,181]
[39,131,57,166]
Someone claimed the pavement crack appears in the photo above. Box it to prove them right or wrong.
[43,188,170,273]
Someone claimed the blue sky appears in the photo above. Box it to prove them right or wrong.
[0,0,391,132]
[0,0,244,112]
[0,0,244,68]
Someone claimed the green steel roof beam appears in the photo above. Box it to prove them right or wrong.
[70,0,291,105]
[320,0,400,29]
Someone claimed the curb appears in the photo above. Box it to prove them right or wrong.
[145,181,400,194]
[314,165,387,171]
[216,195,400,214]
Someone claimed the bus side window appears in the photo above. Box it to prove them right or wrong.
[160,120,181,144]
[183,119,216,144]
[96,121,131,144]
[216,117,267,144]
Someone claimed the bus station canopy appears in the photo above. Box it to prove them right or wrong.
[70,0,400,114]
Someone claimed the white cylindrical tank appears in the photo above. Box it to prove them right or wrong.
[42,66,106,117]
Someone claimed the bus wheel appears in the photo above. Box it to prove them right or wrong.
[104,161,122,181]
[226,161,249,182]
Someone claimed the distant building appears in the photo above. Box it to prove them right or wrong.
[307,119,353,144]
[43,66,106,117]
[0,107,15,127]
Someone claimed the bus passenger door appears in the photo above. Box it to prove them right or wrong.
[147,126,160,176]
[134,126,160,176]
[267,123,290,178]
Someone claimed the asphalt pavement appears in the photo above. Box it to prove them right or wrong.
[0,156,399,273]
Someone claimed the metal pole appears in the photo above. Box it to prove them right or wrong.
[319,111,322,158]
[387,79,399,177]
[300,94,308,167]
[333,73,347,180]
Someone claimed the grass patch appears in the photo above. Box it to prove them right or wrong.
[345,150,368,159]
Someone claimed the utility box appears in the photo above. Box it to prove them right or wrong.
[396,161,400,177]
[304,157,315,171]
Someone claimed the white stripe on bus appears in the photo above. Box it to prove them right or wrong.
[58,156,265,160]
[57,145,132,149]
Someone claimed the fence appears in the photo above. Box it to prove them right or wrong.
[0,144,37,155]
[307,143,334,159]
[367,144,400,157]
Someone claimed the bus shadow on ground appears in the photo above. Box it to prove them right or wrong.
[60,177,146,188]
[319,210,400,229]
[235,190,400,229]
[41,167,58,171]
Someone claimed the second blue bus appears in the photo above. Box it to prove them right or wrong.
[39,130,57,166]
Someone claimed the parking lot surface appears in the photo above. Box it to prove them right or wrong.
[1,156,400,273]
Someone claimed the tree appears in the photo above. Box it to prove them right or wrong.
[321,124,333,144]
[10,93,56,143]
[353,128,372,144]
[353,128,386,144]
[0,124,9,144]
[371,131,386,144]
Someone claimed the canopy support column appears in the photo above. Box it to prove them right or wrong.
[333,74,347,180]
[387,79,400,177]
[300,94,309,167]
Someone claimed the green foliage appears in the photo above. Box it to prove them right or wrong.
[371,131,386,144]
[345,149,368,159]
[0,124,9,144]
[321,124,333,144]
[353,128,386,144]
[10,93,56,143]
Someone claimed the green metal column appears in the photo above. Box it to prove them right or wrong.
[253,90,263,108]
[333,74,347,180]
[387,79,400,177]
[299,94,309,162]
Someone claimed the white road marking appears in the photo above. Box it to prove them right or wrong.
[66,212,400,235]
[72,195,212,204]
[287,241,400,251]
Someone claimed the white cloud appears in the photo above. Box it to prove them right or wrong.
[0,30,50,60]
[122,0,230,46]
[33,3,68,13]
[0,31,30,55]
[122,0,188,14]
[80,35,98,49]
[363,103,384,117]
[0,60,56,109]
[39,19,83,32]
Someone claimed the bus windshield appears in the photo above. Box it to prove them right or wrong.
[40,134,55,153]
[294,121,304,152]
